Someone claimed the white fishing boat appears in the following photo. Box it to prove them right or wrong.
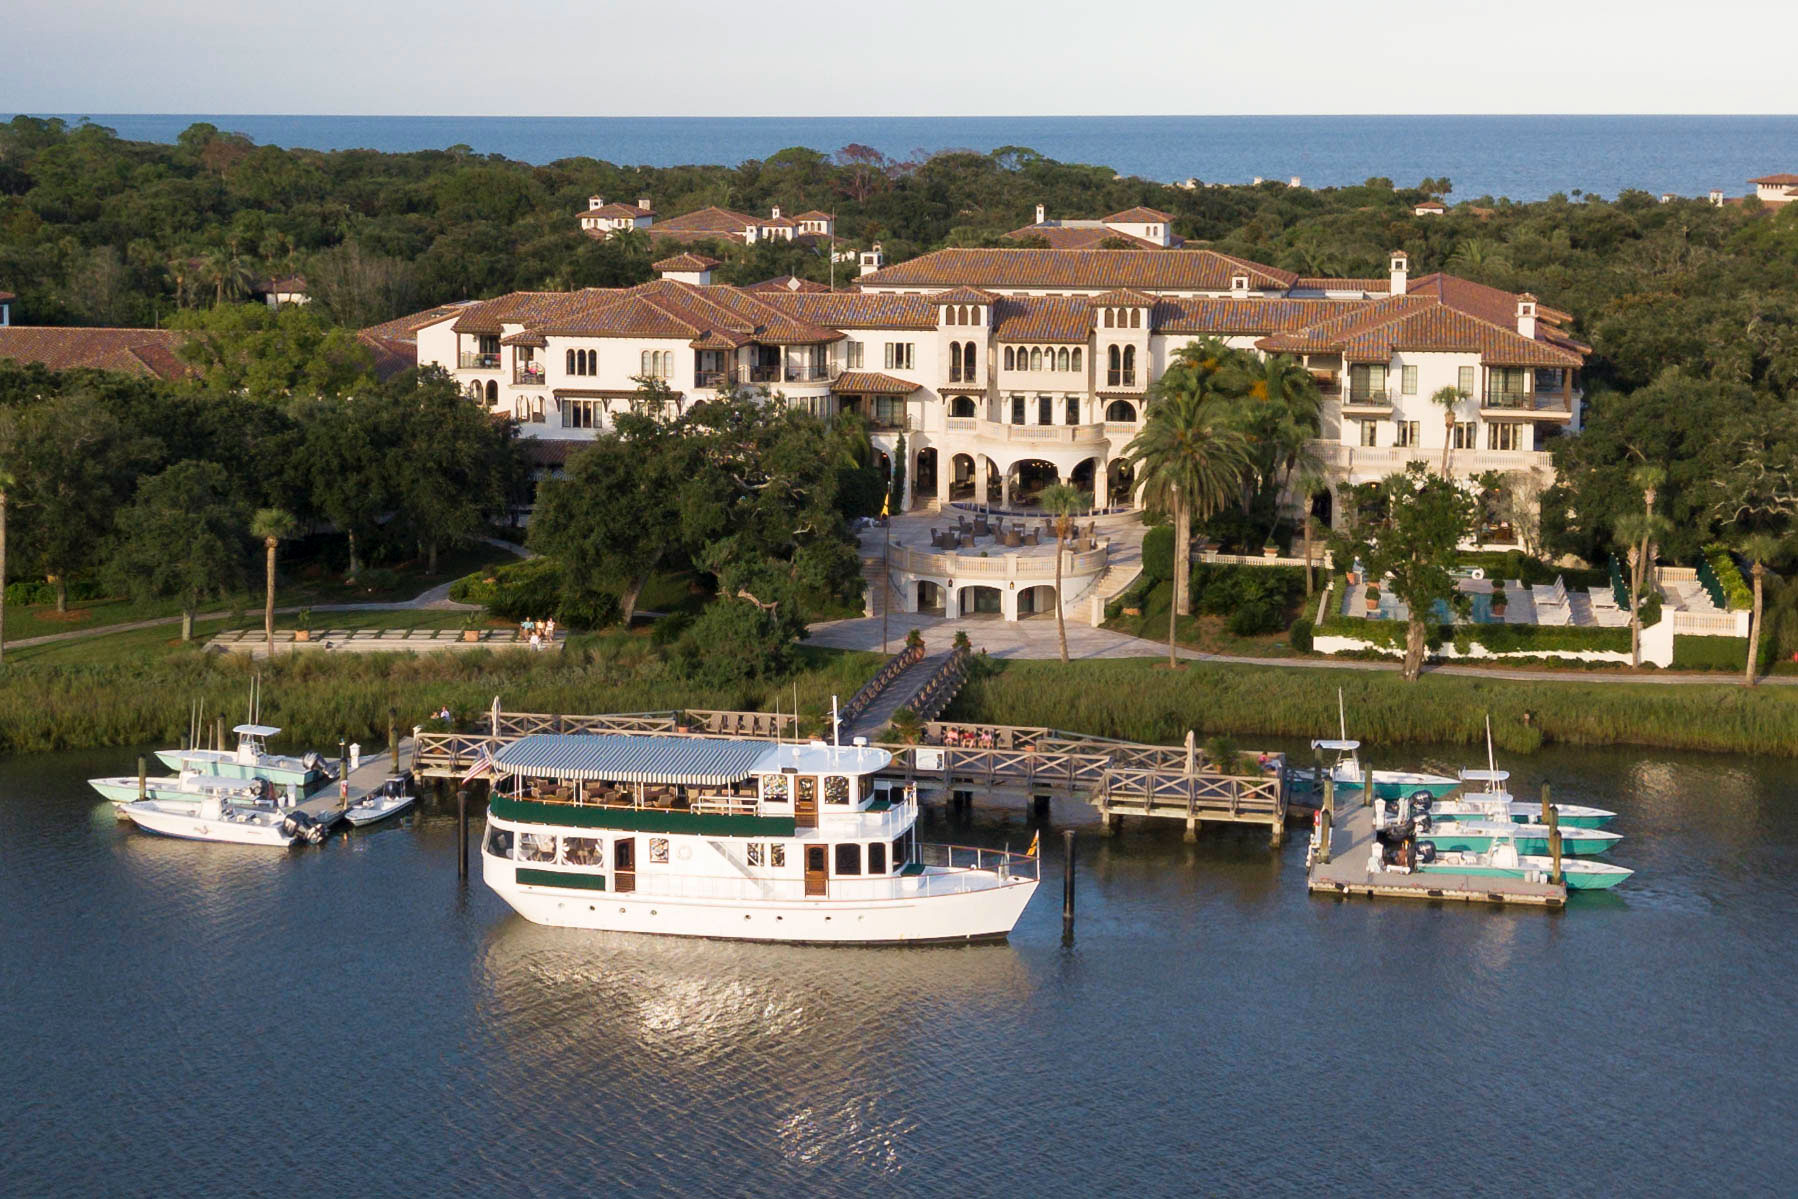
[89,770,274,817]
[480,728,1039,944]
[121,792,329,847]
[155,724,336,793]
[1394,839,1633,892]
[344,777,417,827]
[1298,694,1457,798]
[1423,768,1617,829]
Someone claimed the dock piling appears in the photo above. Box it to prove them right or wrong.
[1539,779,1551,825]
[1547,795,1563,885]
[214,715,225,753]
[1061,829,1076,929]
[137,756,147,801]
[457,788,469,881]
[387,707,398,772]
[1319,775,1334,864]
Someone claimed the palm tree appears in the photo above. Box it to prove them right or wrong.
[1620,464,1667,668]
[1125,391,1251,667]
[205,251,255,306]
[1431,385,1466,475]
[251,508,296,649]
[1738,534,1781,686]
[1038,482,1091,664]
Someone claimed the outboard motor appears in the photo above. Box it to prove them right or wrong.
[1415,840,1437,864]
[281,810,325,845]
[1409,790,1434,814]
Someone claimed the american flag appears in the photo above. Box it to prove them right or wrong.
[460,744,495,785]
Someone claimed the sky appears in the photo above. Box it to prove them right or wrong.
[4,0,1795,117]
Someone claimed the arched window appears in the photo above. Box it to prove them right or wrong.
[1106,399,1137,422]
[951,395,977,417]
[1104,309,1115,328]
[1123,345,1136,384]
[1108,345,1120,371]
[565,349,575,374]
[640,350,652,376]
[1130,308,1141,329]
[484,379,498,404]
[1030,347,1042,371]
[945,306,958,326]
[949,341,962,383]
[1004,346,1015,371]
[466,381,483,400]
[1057,347,1070,371]
[1071,347,1082,371]
[962,341,976,381]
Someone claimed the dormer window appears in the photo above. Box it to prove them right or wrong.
[1230,273,1250,295]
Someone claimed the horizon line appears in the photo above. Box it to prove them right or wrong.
[9,110,1798,121]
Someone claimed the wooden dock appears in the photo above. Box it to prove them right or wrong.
[1305,792,1566,907]
[410,708,1291,844]
[293,739,417,827]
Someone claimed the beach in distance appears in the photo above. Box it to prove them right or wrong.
[21,112,1798,201]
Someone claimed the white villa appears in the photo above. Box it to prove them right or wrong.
[580,196,838,246]
[1005,204,1182,249]
[393,243,1587,620]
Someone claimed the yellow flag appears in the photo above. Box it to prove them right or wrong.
[881,491,890,518]
[1028,830,1041,858]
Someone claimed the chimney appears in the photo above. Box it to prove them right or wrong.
[1389,250,1409,296]
[638,196,651,212]
[771,205,781,220]
[860,242,885,277]
[1230,272,1250,296]
[589,195,603,211]
[1035,203,1046,225]
[1516,293,1538,340]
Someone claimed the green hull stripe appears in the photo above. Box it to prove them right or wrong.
[490,794,796,837]
[517,867,608,891]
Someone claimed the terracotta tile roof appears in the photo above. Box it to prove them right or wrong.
[0,290,14,302]
[831,371,921,395]
[653,253,722,272]
[1294,277,1391,295]
[519,281,843,348]
[581,202,651,220]
[1750,173,1798,185]
[1414,200,1448,211]
[1256,280,1587,368]
[499,330,547,347]
[1003,224,1166,250]
[255,275,308,293]
[858,247,1297,292]
[359,301,477,341]
[1087,288,1154,307]
[1153,298,1363,336]
[932,286,998,305]
[688,330,738,350]
[1104,206,1175,223]
[646,205,763,241]
[993,296,1093,342]
[744,275,833,294]
[519,439,580,468]
[0,325,194,379]
[768,292,938,330]
[359,334,417,379]
[793,210,833,221]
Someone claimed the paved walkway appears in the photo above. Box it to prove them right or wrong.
[806,612,1792,686]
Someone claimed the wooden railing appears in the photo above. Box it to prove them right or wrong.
[1099,766,1285,820]
[685,709,802,740]
[839,643,924,727]
[885,743,1113,790]
[492,711,678,737]
[903,646,969,723]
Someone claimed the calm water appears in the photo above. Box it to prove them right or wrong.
[3,740,1795,1196]
[17,114,1798,201]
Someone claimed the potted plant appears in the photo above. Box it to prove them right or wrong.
[1365,584,1381,613]
[461,614,483,642]
[905,628,925,653]
[1490,582,1508,618]
[294,607,312,642]
[1261,538,1280,559]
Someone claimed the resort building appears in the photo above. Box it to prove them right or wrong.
[577,196,656,237]
[403,245,1585,521]
[1749,174,1798,206]
[582,198,837,246]
[1413,199,1447,217]
[0,289,12,326]
[1004,204,1182,249]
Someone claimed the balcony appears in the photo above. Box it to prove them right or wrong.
[1341,387,1394,414]
[695,368,737,389]
[747,365,781,384]
[1481,390,1573,422]
[513,364,546,386]
[458,352,500,370]
[785,364,834,383]
[935,419,1111,447]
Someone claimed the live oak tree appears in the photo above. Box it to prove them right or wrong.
[387,371,516,574]
[108,460,247,642]
[1331,463,1477,682]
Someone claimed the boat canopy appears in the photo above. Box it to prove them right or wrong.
[1459,769,1510,781]
[757,741,893,776]
[233,724,282,737]
[1311,739,1361,751]
[494,733,778,786]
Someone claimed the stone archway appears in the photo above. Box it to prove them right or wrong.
[958,585,1004,618]
[1017,584,1057,618]
[1107,458,1136,507]
[950,453,976,501]
[917,580,946,615]
[1004,458,1059,509]
[1070,457,1098,500]
[915,447,938,498]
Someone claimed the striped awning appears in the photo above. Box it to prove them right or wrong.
[493,734,778,785]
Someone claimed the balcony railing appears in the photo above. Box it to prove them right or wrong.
[695,369,737,389]
[1105,370,1139,389]
[1482,388,1535,409]
[747,365,781,384]
[785,364,833,383]
[513,365,546,385]
[1344,387,1393,408]
[458,352,500,370]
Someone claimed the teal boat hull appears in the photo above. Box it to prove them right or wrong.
[1423,828,1618,856]
[1417,862,1631,891]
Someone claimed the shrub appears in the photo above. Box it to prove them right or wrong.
[5,580,107,605]
[1701,544,1753,611]
[650,611,693,647]
[452,557,563,622]
[1288,619,1313,652]
[1141,525,1175,581]
[1671,634,1771,672]
[557,590,621,631]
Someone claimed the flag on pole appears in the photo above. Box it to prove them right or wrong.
[1027,829,1041,858]
[881,490,890,518]
[461,744,495,785]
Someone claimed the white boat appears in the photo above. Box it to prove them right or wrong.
[89,770,274,817]
[155,723,336,794]
[1424,768,1617,829]
[121,792,328,847]
[1298,693,1458,799]
[344,777,417,827]
[481,731,1039,944]
[1400,840,1634,891]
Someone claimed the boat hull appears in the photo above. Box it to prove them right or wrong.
[1429,802,1615,829]
[344,795,416,827]
[122,802,297,847]
[484,851,1037,944]
[1416,860,1631,891]
[1423,826,1619,856]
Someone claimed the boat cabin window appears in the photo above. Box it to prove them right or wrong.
[748,842,763,867]
[868,842,888,874]
[746,842,788,869]
[796,776,817,807]
[891,833,909,867]
[823,775,851,805]
[521,832,557,862]
[762,774,789,802]
[834,843,862,875]
[648,837,670,864]
[563,836,602,866]
[485,826,514,858]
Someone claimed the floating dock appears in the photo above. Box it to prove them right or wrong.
[1305,793,1567,907]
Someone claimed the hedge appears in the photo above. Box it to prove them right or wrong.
[5,580,108,605]
[1141,525,1174,582]
[1457,551,1606,589]
[1701,544,1753,611]
[1672,634,1774,672]
[1318,614,1631,655]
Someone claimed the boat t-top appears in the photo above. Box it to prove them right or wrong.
[156,723,335,794]
[1416,770,1622,855]
[480,730,1039,943]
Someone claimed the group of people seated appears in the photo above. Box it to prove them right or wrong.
[932,725,1034,752]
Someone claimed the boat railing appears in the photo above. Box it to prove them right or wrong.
[917,841,1041,883]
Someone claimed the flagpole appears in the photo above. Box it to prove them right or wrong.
[880,490,892,655]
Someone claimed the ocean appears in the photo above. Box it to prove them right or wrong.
[16,113,1798,202]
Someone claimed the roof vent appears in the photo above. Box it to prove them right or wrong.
[1389,250,1409,296]
[1230,272,1250,295]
